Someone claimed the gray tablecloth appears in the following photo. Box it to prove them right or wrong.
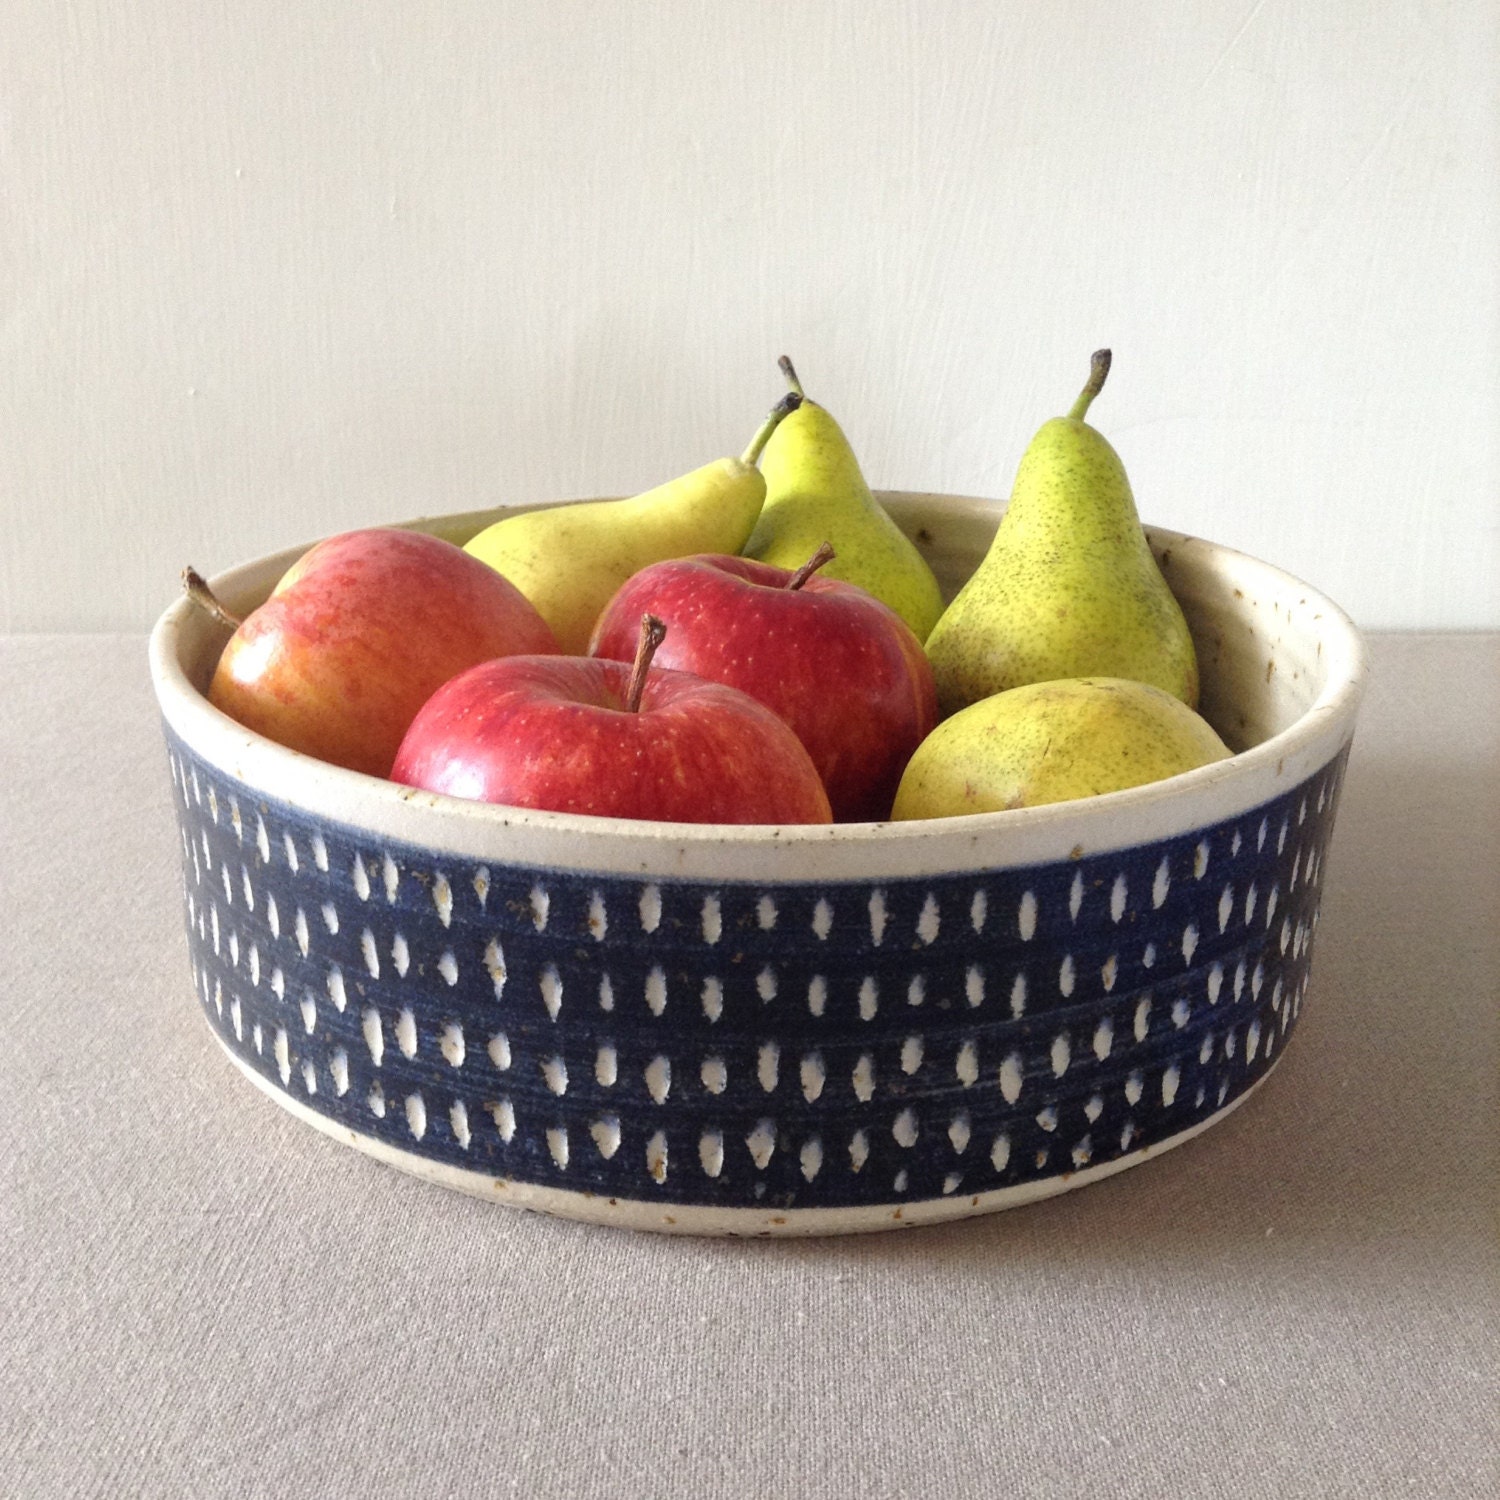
[2,633,1495,1499]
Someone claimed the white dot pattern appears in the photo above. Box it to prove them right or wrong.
[168,740,1346,1209]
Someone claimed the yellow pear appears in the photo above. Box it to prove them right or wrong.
[464,394,799,652]
[924,351,1199,717]
[892,677,1232,819]
[745,359,945,641]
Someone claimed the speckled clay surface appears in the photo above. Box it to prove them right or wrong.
[149,493,1367,1235]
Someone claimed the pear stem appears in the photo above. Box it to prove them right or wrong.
[741,390,803,466]
[623,614,667,715]
[777,355,805,399]
[786,541,836,591]
[181,566,242,630]
[1067,349,1113,422]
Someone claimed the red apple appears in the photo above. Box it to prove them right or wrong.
[192,528,559,777]
[588,548,938,821]
[391,616,833,825]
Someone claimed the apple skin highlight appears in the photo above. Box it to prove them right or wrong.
[391,654,834,826]
[208,528,559,779]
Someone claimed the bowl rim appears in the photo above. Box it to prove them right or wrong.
[149,492,1368,879]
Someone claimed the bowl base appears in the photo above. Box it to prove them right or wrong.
[216,1031,1272,1237]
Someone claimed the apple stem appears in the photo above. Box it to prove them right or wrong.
[741,390,803,466]
[786,541,836,591]
[624,614,668,714]
[777,355,806,399]
[1067,349,1112,422]
[181,566,242,630]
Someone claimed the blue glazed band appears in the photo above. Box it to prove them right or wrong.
[166,727,1347,1212]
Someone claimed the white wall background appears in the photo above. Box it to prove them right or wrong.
[2,1,1496,632]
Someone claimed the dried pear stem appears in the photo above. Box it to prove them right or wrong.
[741,390,803,466]
[1067,349,1112,422]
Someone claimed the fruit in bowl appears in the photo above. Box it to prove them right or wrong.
[150,484,1366,1236]
[190,350,1213,828]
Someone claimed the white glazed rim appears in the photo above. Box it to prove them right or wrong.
[148,498,1368,882]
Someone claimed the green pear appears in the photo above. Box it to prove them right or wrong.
[744,358,945,641]
[892,676,1232,818]
[924,351,1199,717]
[464,394,799,653]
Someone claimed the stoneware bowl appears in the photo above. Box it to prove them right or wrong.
[148,494,1367,1236]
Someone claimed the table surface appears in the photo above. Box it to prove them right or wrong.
[2,631,1496,1500]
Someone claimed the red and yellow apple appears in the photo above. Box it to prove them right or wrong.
[201,528,559,777]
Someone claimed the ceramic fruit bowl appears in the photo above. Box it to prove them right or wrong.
[148,493,1367,1236]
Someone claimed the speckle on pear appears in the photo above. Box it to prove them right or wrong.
[746,357,946,642]
[924,351,1200,716]
[892,676,1233,819]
